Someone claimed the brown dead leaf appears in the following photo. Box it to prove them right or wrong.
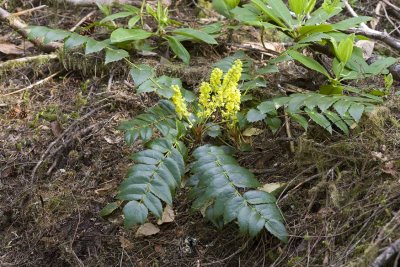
[154,244,166,257]
[382,161,397,177]
[157,205,175,225]
[135,223,160,237]
[103,135,122,144]
[0,43,25,55]
[259,182,286,194]
[242,127,264,137]
[355,40,375,59]
[50,121,63,137]
[119,236,134,249]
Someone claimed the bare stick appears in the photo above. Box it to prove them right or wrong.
[0,7,61,52]
[343,0,400,51]
[12,5,47,16]
[69,10,96,32]
[284,109,295,153]
[370,239,400,267]
[383,0,400,12]
[61,0,142,6]
[2,71,61,97]
[382,4,400,35]
[31,103,111,182]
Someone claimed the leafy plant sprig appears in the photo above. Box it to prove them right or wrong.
[103,60,289,242]
[228,0,396,90]
[27,0,220,64]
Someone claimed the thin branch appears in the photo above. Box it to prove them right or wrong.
[69,10,96,32]
[382,3,400,35]
[2,71,61,96]
[12,5,47,16]
[0,7,61,52]
[369,239,400,267]
[342,0,400,51]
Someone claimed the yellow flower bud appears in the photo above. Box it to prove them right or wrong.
[171,84,190,120]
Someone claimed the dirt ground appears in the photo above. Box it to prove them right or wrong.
[1,0,400,266]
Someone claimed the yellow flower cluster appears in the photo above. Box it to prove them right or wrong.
[198,59,242,126]
[171,84,189,120]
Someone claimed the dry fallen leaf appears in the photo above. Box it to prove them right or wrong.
[259,182,286,194]
[355,40,375,59]
[0,43,24,55]
[242,127,264,137]
[154,244,166,257]
[135,223,160,237]
[50,121,63,137]
[103,135,122,144]
[157,205,175,225]
[119,236,134,249]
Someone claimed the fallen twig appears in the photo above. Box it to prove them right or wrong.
[284,109,295,153]
[31,103,111,182]
[69,10,96,32]
[12,5,47,16]
[342,0,400,51]
[60,0,141,6]
[382,3,400,36]
[0,7,61,52]
[370,239,400,267]
[2,71,61,97]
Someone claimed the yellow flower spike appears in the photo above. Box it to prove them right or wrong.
[220,59,242,126]
[210,68,223,91]
[196,59,243,126]
[221,59,242,94]
[171,84,189,120]
[198,82,212,108]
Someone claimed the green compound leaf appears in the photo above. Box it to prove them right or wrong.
[256,93,378,134]
[246,108,266,122]
[333,99,352,117]
[165,36,190,64]
[123,201,148,227]
[105,48,129,64]
[64,33,89,49]
[173,28,218,44]
[305,107,332,133]
[99,201,121,217]
[119,100,180,145]
[100,11,136,23]
[348,102,365,122]
[27,26,51,40]
[85,39,109,54]
[118,138,186,227]
[110,28,153,43]
[129,64,155,86]
[289,113,309,130]
[43,29,71,44]
[287,50,330,78]
[188,145,287,241]
[324,110,349,135]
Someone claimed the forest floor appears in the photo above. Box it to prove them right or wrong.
[1,0,400,266]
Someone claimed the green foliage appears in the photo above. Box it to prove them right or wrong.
[27,1,220,64]
[189,145,287,241]
[231,0,396,88]
[101,60,290,241]
[249,91,381,134]
[118,138,186,227]
[119,100,180,144]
